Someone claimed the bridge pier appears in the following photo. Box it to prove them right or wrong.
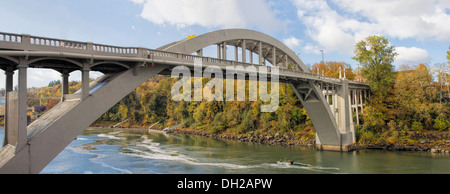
[292,79,364,152]
[241,39,246,63]
[3,60,29,153]
[81,65,90,100]
[61,70,69,102]
[2,67,14,147]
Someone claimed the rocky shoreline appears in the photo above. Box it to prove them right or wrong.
[351,132,450,153]
[166,128,316,148]
[166,128,450,153]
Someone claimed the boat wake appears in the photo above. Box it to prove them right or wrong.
[121,136,341,173]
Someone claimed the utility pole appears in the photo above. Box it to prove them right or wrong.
[320,50,324,76]
[320,50,324,64]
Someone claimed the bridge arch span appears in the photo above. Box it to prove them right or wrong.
[160,29,349,149]
[91,61,131,73]
[27,57,84,72]
[91,61,130,69]
[158,29,309,73]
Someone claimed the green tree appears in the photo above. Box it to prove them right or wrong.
[118,104,128,121]
[352,35,398,98]
[447,46,449,66]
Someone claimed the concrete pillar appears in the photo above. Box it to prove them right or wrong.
[222,41,227,60]
[235,45,238,62]
[249,51,253,64]
[333,85,338,125]
[242,39,246,63]
[337,79,354,144]
[258,42,263,66]
[5,67,14,94]
[360,89,364,113]
[17,62,28,151]
[272,47,276,67]
[217,44,221,59]
[354,90,359,125]
[82,66,90,100]
[285,55,289,69]
[6,60,29,151]
[3,66,14,146]
[61,70,69,102]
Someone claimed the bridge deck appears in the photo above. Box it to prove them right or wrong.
[0,32,368,88]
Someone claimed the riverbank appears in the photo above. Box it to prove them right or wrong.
[90,121,316,149]
[89,122,450,153]
[166,128,316,148]
[165,128,450,153]
[351,131,450,153]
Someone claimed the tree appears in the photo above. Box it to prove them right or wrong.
[118,104,128,121]
[352,35,398,98]
[48,80,61,87]
[311,62,356,80]
[447,46,449,66]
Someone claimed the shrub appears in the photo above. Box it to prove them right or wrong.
[433,116,449,131]
[411,121,423,132]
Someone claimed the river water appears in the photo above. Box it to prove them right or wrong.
[1,127,449,174]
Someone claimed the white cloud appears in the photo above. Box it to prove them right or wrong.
[130,0,286,32]
[292,0,450,54]
[395,47,431,66]
[302,44,322,54]
[283,37,301,49]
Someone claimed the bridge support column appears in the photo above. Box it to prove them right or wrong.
[354,90,360,125]
[61,70,69,102]
[242,39,246,63]
[289,81,353,152]
[258,42,263,66]
[217,44,221,59]
[222,41,227,60]
[337,80,355,146]
[234,45,238,62]
[3,67,14,147]
[4,60,29,152]
[81,66,90,100]
[272,47,276,66]
[360,90,365,113]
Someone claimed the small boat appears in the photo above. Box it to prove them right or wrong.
[277,160,294,165]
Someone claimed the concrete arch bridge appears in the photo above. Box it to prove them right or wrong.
[0,29,369,173]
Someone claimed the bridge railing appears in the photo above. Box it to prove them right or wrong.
[0,32,22,43]
[92,44,138,54]
[30,36,87,50]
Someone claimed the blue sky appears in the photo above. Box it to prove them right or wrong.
[0,0,449,88]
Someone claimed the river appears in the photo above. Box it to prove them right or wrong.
[1,127,449,174]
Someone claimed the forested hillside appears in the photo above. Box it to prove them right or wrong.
[25,42,450,150]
